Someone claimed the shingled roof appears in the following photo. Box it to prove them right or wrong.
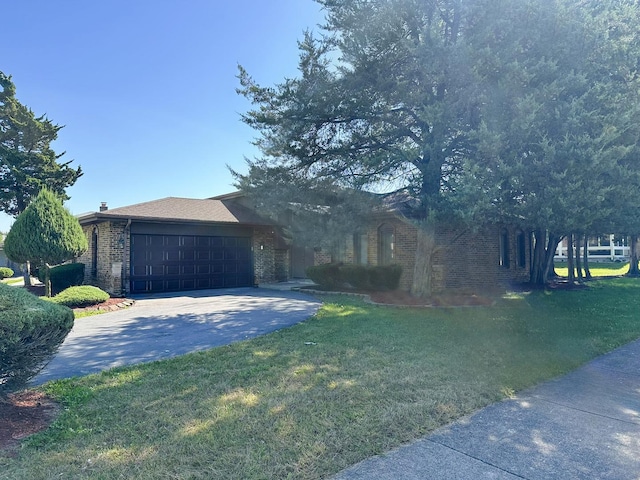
[77,197,273,226]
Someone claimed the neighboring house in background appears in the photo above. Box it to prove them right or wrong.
[78,192,532,296]
[554,234,630,262]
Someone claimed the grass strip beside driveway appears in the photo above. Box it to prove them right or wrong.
[3,278,640,479]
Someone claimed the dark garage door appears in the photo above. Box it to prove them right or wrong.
[130,234,253,293]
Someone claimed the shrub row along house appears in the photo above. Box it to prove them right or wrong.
[77,192,531,296]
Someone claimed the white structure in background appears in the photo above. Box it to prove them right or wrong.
[555,234,630,262]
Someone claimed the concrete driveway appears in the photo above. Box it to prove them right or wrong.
[34,287,321,385]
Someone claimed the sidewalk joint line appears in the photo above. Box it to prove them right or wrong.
[426,438,529,479]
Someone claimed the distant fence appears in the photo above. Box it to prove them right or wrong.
[555,234,630,262]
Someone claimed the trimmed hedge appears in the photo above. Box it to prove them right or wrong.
[49,285,110,308]
[0,282,74,395]
[0,267,14,279]
[369,264,403,290]
[306,263,403,291]
[37,263,85,294]
[306,263,343,289]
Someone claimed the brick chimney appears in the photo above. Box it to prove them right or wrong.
[99,202,108,212]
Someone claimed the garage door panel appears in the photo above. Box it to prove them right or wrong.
[181,250,196,261]
[132,264,147,276]
[166,236,180,247]
[196,237,210,247]
[166,265,180,275]
[197,264,211,274]
[181,236,195,247]
[166,250,180,261]
[182,264,196,275]
[130,234,253,293]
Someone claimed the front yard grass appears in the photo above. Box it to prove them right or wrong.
[3,278,640,479]
[555,260,629,277]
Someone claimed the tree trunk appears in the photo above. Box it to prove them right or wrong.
[543,234,561,282]
[44,263,52,297]
[575,234,583,284]
[530,229,561,286]
[411,222,438,298]
[627,235,640,277]
[530,228,547,285]
[583,235,592,280]
[567,233,575,284]
[22,260,32,286]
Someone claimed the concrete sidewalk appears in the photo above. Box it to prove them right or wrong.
[333,339,640,480]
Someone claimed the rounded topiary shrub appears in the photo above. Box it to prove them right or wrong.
[38,263,85,294]
[50,285,110,308]
[0,267,14,279]
[0,282,74,395]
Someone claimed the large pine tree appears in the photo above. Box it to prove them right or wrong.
[0,72,82,217]
[237,0,640,293]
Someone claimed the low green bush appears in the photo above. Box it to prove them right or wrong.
[38,263,85,294]
[307,263,403,291]
[0,267,14,279]
[306,263,344,289]
[339,264,370,290]
[369,264,403,290]
[0,282,74,395]
[50,285,110,308]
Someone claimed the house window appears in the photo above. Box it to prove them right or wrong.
[516,230,526,268]
[378,224,395,265]
[332,236,347,262]
[499,229,510,268]
[91,227,98,278]
[354,232,368,265]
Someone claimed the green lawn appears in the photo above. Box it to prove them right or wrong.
[3,278,640,479]
[554,261,629,277]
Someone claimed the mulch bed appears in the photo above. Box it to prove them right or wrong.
[24,283,134,312]
[0,391,60,456]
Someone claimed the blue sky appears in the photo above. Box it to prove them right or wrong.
[1,0,325,232]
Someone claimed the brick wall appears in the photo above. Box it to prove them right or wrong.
[433,224,531,292]
[78,221,128,296]
[309,214,532,293]
[253,226,278,284]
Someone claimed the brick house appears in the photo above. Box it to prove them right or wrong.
[77,197,281,296]
[318,213,532,292]
[214,191,532,293]
[78,193,532,296]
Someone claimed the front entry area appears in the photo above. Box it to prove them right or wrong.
[130,234,253,293]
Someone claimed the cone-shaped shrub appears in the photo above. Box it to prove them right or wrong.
[4,189,88,296]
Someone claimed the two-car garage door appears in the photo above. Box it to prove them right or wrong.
[130,234,253,293]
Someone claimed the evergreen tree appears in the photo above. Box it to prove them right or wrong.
[237,0,640,292]
[4,189,88,297]
[237,0,478,296]
[0,72,82,217]
[463,0,640,284]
